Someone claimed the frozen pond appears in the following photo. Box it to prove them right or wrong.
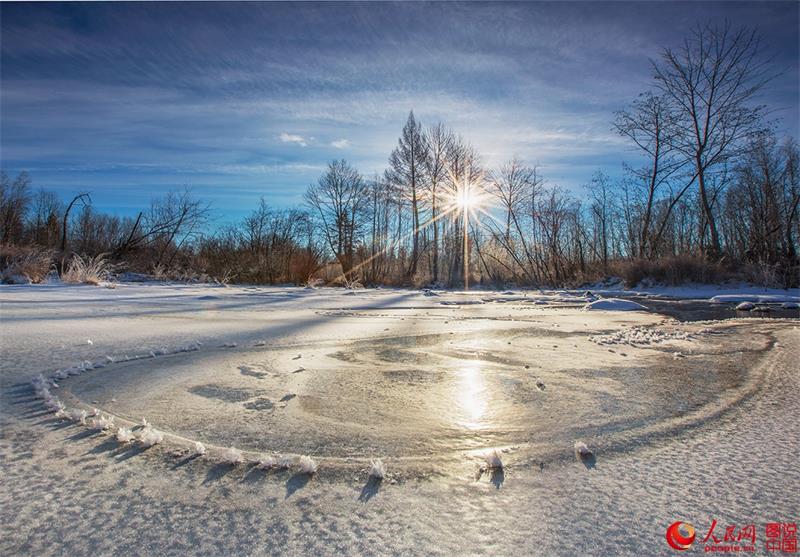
[46,286,782,474]
[1,283,798,555]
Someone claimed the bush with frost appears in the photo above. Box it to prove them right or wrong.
[369,459,385,479]
[193,441,206,456]
[90,414,114,431]
[256,455,276,470]
[223,447,243,465]
[116,427,134,443]
[483,449,503,469]
[298,455,318,475]
[61,253,113,285]
[574,441,593,457]
[70,408,88,424]
[137,426,163,447]
[1,248,53,284]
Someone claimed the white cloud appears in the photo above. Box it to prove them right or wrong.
[279,132,307,146]
[331,138,350,149]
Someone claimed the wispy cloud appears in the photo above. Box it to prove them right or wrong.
[0,2,796,217]
[279,132,308,147]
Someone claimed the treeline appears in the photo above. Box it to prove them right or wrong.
[1,22,798,287]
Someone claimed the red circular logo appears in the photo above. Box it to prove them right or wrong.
[666,521,696,551]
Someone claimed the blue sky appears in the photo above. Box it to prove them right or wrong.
[1,1,798,224]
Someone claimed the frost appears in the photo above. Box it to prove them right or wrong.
[582,298,647,312]
[223,447,243,465]
[70,408,88,424]
[91,408,101,417]
[574,441,593,457]
[256,455,276,470]
[369,459,385,479]
[141,417,149,427]
[116,427,134,443]
[298,455,318,474]
[90,414,114,431]
[106,355,115,363]
[44,398,64,413]
[277,456,294,469]
[483,449,503,469]
[138,427,163,447]
[87,339,93,345]
[590,326,692,347]
[193,442,206,456]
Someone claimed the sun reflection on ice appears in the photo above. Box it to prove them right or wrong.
[457,362,488,430]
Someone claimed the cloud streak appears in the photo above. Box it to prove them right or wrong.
[0,2,797,219]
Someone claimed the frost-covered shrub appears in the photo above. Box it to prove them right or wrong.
[574,441,593,457]
[369,459,385,479]
[138,427,163,447]
[223,447,243,465]
[90,414,114,431]
[298,455,318,474]
[70,408,88,424]
[61,253,113,285]
[116,427,134,443]
[44,398,64,413]
[193,442,206,456]
[483,449,503,469]
[277,456,294,469]
[257,455,276,469]
[1,248,53,284]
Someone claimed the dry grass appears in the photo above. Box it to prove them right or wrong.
[61,253,113,285]
[0,245,54,283]
[611,255,732,287]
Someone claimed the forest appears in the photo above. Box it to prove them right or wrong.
[2,22,798,288]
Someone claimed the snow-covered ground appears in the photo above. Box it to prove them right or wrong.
[1,283,798,555]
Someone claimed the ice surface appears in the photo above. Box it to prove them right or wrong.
[1,282,798,555]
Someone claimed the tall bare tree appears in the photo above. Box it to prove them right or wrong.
[421,123,453,284]
[614,92,691,258]
[387,111,427,277]
[652,21,773,259]
[305,160,369,278]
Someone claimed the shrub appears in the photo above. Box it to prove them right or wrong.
[611,255,732,287]
[0,245,54,283]
[62,253,112,285]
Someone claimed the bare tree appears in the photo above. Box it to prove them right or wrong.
[652,21,773,259]
[387,111,428,277]
[0,171,32,245]
[614,92,691,258]
[421,123,453,284]
[305,160,369,278]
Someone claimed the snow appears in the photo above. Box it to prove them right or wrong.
[711,293,800,304]
[582,298,648,312]
[1,281,798,554]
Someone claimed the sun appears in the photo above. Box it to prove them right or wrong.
[455,186,478,210]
